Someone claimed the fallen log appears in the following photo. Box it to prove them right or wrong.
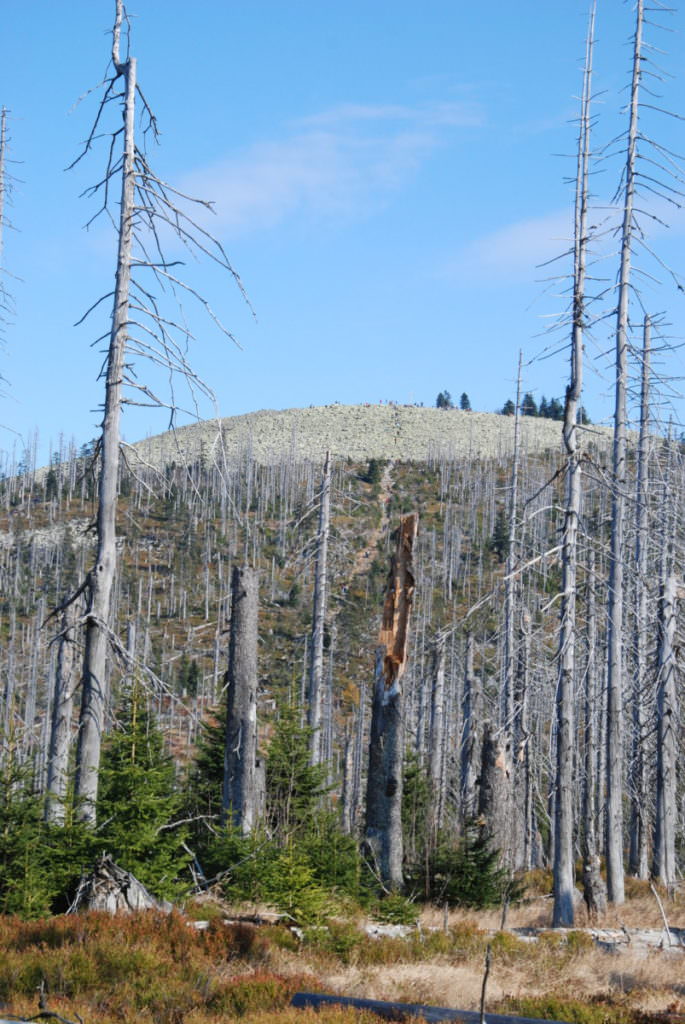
[291,993,570,1024]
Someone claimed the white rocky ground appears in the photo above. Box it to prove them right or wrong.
[128,404,610,470]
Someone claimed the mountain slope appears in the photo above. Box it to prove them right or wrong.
[127,404,603,470]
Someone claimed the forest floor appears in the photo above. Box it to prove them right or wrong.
[2,887,684,1024]
[269,891,685,1019]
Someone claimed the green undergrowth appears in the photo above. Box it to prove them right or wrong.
[495,995,661,1024]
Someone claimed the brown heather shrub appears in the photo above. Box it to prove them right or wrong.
[207,971,316,1016]
[0,911,282,1021]
[184,1007,379,1024]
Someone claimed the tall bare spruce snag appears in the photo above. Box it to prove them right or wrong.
[71,1,245,823]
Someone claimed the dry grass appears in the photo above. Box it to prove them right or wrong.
[265,890,685,1018]
[1,893,684,1024]
[419,881,685,933]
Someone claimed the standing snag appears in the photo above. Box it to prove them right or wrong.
[70,0,246,823]
[222,565,261,834]
[364,512,418,891]
[308,451,331,766]
[553,1,595,928]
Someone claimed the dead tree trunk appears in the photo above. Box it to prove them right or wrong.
[582,546,607,917]
[308,452,331,765]
[502,353,522,734]
[478,721,513,871]
[428,632,447,832]
[652,574,678,887]
[222,566,260,833]
[629,314,651,879]
[71,0,244,822]
[606,0,644,906]
[44,599,81,824]
[460,632,481,821]
[553,2,595,928]
[364,513,418,891]
[74,19,135,823]
[0,106,7,316]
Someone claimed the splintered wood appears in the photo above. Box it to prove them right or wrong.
[378,513,418,689]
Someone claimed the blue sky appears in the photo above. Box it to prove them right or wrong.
[2,1,685,463]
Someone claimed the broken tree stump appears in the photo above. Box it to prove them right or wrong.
[68,853,172,914]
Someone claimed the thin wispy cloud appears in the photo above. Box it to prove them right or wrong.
[183,100,481,236]
[295,100,482,128]
[443,210,574,284]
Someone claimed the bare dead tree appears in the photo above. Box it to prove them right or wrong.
[652,573,678,887]
[628,314,652,879]
[428,630,447,832]
[364,512,418,891]
[308,451,331,765]
[460,631,480,821]
[605,0,645,906]
[553,1,595,928]
[478,721,513,871]
[0,105,17,376]
[502,352,522,735]
[0,107,6,330]
[581,544,607,919]
[71,0,246,823]
[44,598,82,824]
[222,566,260,834]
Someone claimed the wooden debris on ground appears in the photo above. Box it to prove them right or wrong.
[68,853,171,914]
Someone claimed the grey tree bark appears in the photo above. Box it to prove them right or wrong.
[478,721,513,870]
[460,632,481,821]
[222,565,260,833]
[629,315,651,879]
[364,512,418,891]
[581,545,606,917]
[74,11,135,822]
[308,451,331,765]
[44,599,81,824]
[502,353,522,733]
[553,1,595,928]
[606,0,644,905]
[70,0,244,823]
[428,632,446,831]
[0,107,6,313]
[652,574,678,887]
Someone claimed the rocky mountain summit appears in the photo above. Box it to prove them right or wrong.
[128,404,607,470]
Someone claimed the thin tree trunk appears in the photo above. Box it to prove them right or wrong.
[0,107,6,281]
[428,632,446,832]
[606,0,644,905]
[652,574,678,887]
[460,632,480,821]
[308,451,331,765]
[74,19,135,823]
[502,353,522,732]
[582,545,606,917]
[629,315,651,879]
[553,1,595,928]
[222,566,259,833]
